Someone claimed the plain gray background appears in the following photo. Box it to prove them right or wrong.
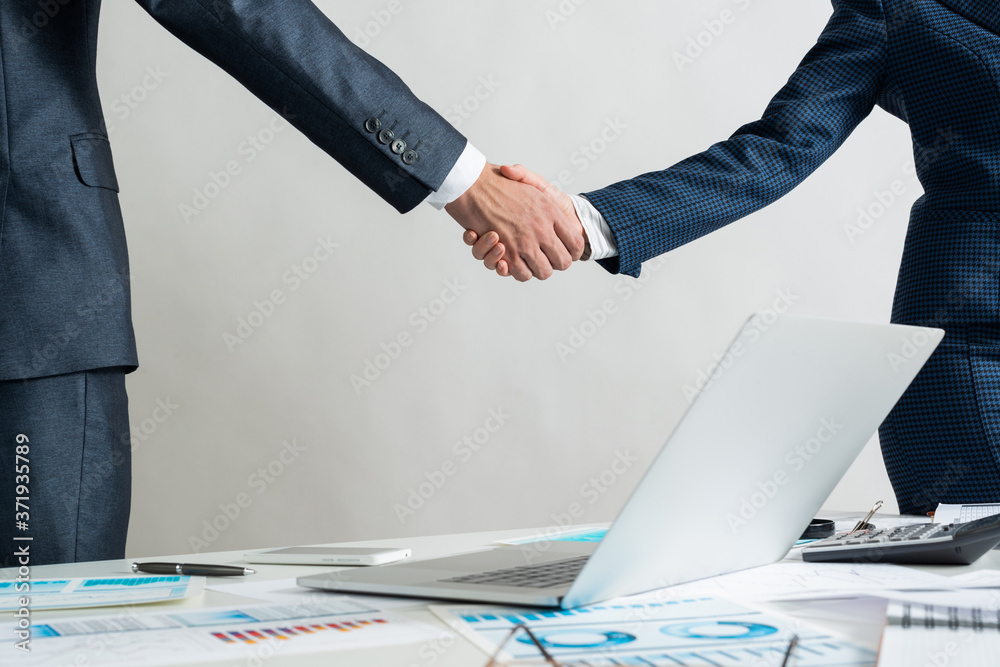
[95,0,918,557]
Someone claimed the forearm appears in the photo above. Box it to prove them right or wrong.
[584,0,886,277]
[136,0,466,212]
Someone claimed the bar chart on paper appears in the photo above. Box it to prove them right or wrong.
[208,617,390,644]
[432,597,876,666]
[2,599,446,667]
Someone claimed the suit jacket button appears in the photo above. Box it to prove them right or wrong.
[402,150,418,165]
[391,139,407,155]
[364,117,381,133]
[378,128,395,145]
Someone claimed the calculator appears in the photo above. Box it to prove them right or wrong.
[802,513,1000,564]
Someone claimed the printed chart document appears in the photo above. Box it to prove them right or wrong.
[207,577,420,609]
[0,576,204,611]
[878,600,1000,667]
[496,528,609,545]
[934,503,1000,524]
[433,596,875,666]
[657,561,957,602]
[1,597,448,666]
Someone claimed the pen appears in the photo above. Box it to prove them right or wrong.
[780,634,799,667]
[131,562,255,576]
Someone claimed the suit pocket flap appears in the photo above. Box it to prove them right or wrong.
[71,133,120,192]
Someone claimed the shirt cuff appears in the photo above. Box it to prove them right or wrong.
[570,194,618,260]
[424,142,487,210]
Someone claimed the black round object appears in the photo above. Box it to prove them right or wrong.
[801,518,836,540]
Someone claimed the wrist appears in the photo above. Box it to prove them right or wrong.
[430,144,487,211]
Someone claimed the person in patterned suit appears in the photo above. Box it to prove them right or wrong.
[469,0,1000,515]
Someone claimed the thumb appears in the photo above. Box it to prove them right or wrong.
[499,163,527,183]
[501,163,553,194]
[500,164,568,206]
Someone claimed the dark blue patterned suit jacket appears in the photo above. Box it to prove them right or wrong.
[584,0,1000,514]
[0,0,465,382]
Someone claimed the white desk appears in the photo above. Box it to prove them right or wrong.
[6,515,1000,666]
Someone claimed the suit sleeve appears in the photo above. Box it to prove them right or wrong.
[585,0,887,277]
[134,0,467,213]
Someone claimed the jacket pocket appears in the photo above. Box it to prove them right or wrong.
[70,133,120,192]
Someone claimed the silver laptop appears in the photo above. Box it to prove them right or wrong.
[299,314,942,609]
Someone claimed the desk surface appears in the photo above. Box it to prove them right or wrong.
[5,513,999,666]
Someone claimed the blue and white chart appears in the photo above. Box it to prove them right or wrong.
[2,598,446,667]
[432,596,876,666]
[0,576,204,611]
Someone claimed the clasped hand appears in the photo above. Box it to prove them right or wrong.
[445,164,584,281]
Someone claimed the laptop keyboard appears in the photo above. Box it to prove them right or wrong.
[441,555,589,589]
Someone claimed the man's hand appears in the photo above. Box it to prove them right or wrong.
[445,163,584,281]
[461,164,586,278]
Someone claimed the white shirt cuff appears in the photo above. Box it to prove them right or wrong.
[424,142,487,210]
[570,194,618,260]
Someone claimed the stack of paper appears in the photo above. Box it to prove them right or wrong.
[879,596,1000,667]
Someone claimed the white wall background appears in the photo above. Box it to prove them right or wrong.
[95,0,919,558]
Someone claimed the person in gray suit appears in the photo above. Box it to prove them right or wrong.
[0,0,584,566]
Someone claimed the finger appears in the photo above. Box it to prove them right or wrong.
[539,237,574,272]
[553,213,586,261]
[507,254,534,282]
[499,163,527,182]
[496,259,509,278]
[501,164,552,196]
[483,242,504,271]
[471,232,500,261]
[519,247,554,281]
[463,229,478,246]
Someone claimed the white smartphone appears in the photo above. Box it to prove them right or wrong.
[245,546,411,566]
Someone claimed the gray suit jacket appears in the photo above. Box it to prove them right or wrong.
[0,0,466,381]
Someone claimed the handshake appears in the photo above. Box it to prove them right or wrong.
[445,163,586,282]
